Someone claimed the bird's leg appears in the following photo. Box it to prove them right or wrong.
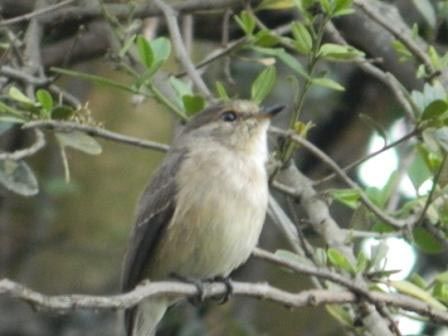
[209,276,233,304]
[169,273,206,306]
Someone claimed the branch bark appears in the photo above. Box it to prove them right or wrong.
[1,277,447,324]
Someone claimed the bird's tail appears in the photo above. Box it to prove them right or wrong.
[129,298,169,336]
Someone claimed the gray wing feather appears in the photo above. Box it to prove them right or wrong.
[121,148,186,335]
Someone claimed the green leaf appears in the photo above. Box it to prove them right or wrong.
[151,37,171,65]
[409,273,428,289]
[51,67,138,95]
[118,34,137,58]
[412,82,447,112]
[392,40,412,61]
[182,95,206,117]
[433,282,448,304]
[136,35,154,69]
[169,77,193,97]
[253,30,281,47]
[421,100,448,121]
[251,66,277,104]
[326,305,353,327]
[56,131,102,155]
[169,77,193,111]
[275,249,314,267]
[434,127,448,152]
[412,0,436,28]
[0,160,38,196]
[291,22,313,54]
[327,248,355,274]
[36,89,54,114]
[234,10,256,36]
[390,280,447,311]
[257,0,295,10]
[436,271,448,284]
[253,47,308,78]
[428,46,444,70]
[315,247,327,266]
[369,240,388,271]
[51,105,75,120]
[408,147,432,190]
[333,0,354,16]
[215,81,230,101]
[355,251,368,273]
[319,43,364,61]
[329,188,360,209]
[0,101,26,118]
[312,77,345,91]
[319,0,332,14]
[413,227,445,254]
[8,86,34,105]
[372,222,396,234]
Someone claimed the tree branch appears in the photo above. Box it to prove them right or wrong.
[0,129,45,161]
[271,127,409,229]
[274,164,397,336]
[1,276,447,324]
[354,0,433,74]
[36,0,243,26]
[0,0,75,27]
[154,0,212,98]
[23,120,169,152]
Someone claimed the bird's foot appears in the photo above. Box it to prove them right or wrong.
[169,273,206,306]
[209,276,233,304]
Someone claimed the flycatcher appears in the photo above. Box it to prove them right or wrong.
[121,100,283,336]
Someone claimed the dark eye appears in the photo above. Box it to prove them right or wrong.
[221,111,237,122]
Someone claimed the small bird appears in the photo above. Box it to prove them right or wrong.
[121,100,283,336]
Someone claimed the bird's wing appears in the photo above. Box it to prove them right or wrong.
[121,148,186,335]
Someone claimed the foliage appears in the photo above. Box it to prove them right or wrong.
[1,0,448,335]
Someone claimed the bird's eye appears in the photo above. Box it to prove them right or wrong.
[221,111,237,122]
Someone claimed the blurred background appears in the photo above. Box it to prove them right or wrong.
[1,1,448,335]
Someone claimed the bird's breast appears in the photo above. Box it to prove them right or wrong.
[151,145,268,279]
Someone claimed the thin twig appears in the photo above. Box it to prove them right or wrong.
[0,66,51,86]
[314,127,418,186]
[38,0,243,25]
[154,0,211,98]
[271,127,408,229]
[253,248,369,297]
[23,120,169,152]
[0,129,45,161]
[182,15,194,56]
[0,0,75,27]
[354,0,434,74]
[48,84,82,109]
[325,22,417,122]
[267,195,304,256]
[417,154,447,226]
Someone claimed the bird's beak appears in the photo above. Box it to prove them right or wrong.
[261,105,286,119]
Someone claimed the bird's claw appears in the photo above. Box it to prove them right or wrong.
[169,273,206,306]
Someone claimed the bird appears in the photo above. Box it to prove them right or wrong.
[121,100,283,336]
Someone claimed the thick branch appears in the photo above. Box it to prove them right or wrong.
[275,164,396,336]
[1,277,447,324]
[272,127,409,229]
